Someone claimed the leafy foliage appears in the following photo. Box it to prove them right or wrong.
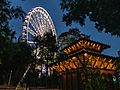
[58,28,89,50]
[56,28,89,62]
[81,68,120,90]
[23,32,57,87]
[60,0,120,36]
[0,0,34,86]
[34,32,57,63]
[0,0,25,39]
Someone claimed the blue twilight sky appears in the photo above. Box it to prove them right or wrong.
[10,0,120,56]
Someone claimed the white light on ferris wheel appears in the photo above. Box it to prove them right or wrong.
[21,7,57,44]
[21,7,57,58]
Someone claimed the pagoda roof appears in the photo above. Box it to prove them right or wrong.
[60,38,111,56]
[61,38,110,51]
[49,50,118,73]
[49,50,116,67]
[49,38,119,74]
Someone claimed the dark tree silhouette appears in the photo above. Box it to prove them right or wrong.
[0,0,35,86]
[24,32,57,87]
[0,0,25,39]
[60,0,120,36]
[58,28,89,50]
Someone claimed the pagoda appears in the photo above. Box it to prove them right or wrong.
[49,36,119,90]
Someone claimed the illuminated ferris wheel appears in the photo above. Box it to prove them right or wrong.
[21,7,57,76]
[22,7,56,44]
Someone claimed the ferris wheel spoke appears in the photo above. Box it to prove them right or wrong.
[31,14,42,36]
[42,16,49,33]
[30,17,40,35]
[36,12,44,35]
[30,15,38,29]
[27,27,38,36]
[44,17,52,32]
[32,13,41,30]
[27,41,37,44]
[37,14,46,36]
[40,16,45,34]
[29,18,37,31]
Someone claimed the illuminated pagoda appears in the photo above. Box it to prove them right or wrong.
[49,35,119,90]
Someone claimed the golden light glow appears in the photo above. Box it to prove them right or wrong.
[51,53,116,72]
[51,39,117,73]
[63,39,103,55]
[84,53,87,57]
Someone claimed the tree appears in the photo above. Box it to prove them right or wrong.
[0,0,35,86]
[56,28,89,62]
[58,28,89,50]
[60,0,120,36]
[0,0,25,39]
[0,0,25,64]
[34,32,57,65]
[0,42,34,85]
[23,32,57,87]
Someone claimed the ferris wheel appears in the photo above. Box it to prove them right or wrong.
[21,7,57,77]
[22,7,56,44]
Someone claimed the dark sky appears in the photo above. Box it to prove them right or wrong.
[11,0,120,56]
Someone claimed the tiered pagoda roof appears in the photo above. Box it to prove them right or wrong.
[62,38,110,55]
[49,37,118,74]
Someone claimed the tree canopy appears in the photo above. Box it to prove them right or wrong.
[60,0,120,36]
[58,28,89,50]
[0,0,34,86]
[0,0,25,39]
